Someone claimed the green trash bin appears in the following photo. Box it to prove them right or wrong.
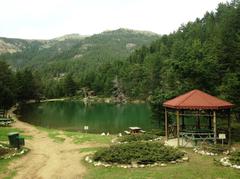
[17,136,25,146]
[8,132,19,148]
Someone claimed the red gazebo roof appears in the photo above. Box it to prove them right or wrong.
[163,89,234,110]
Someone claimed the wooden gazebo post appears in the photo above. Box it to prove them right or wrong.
[228,109,231,146]
[165,108,168,140]
[213,111,217,144]
[176,110,180,147]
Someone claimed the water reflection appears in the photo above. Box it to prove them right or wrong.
[19,101,160,134]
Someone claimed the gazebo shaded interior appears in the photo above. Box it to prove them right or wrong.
[163,89,234,146]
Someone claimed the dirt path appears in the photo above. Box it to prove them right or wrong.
[6,107,94,179]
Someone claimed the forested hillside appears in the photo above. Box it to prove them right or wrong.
[0,29,159,71]
[83,1,240,115]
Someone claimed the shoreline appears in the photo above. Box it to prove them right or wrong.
[27,96,147,104]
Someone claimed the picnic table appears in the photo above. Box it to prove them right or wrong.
[129,127,145,134]
[124,127,145,135]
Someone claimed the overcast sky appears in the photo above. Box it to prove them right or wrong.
[0,0,229,39]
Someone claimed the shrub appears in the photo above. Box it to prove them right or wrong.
[201,144,229,154]
[229,151,240,165]
[0,147,9,156]
[0,144,13,157]
[93,142,184,164]
[119,133,159,143]
[145,129,164,136]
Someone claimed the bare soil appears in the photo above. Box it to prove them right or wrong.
[5,107,100,179]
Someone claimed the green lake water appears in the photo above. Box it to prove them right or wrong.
[19,101,161,134]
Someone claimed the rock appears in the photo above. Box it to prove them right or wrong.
[119,165,127,168]
[101,133,105,136]
[85,156,89,161]
[223,150,230,155]
[160,163,167,167]
[103,164,111,167]
[94,162,101,166]
[139,164,145,168]
[170,161,177,164]
[118,133,122,137]
[233,165,240,169]
[182,157,189,161]
[176,159,184,163]
[107,132,110,136]
[131,162,138,168]
[20,150,25,154]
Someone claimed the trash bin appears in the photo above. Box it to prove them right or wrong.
[8,132,19,147]
[17,136,25,146]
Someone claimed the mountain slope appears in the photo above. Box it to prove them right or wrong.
[0,29,160,73]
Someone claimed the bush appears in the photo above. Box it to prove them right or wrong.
[229,151,240,165]
[93,142,184,164]
[0,147,9,156]
[119,133,159,143]
[0,144,13,157]
[201,144,229,154]
[145,129,164,136]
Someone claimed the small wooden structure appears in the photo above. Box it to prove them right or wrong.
[163,89,234,147]
[129,127,142,134]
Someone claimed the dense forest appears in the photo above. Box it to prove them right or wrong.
[0,1,240,118]
[0,61,40,111]
[80,0,240,117]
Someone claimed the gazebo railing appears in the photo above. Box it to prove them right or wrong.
[168,124,213,138]
[180,131,215,146]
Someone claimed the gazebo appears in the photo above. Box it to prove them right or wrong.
[163,89,234,147]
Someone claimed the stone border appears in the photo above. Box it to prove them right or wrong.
[0,144,29,160]
[112,137,163,144]
[193,148,218,156]
[219,157,240,169]
[85,155,189,168]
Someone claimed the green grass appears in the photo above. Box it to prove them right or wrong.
[79,147,103,153]
[0,147,28,179]
[0,158,17,179]
[37,127,65,143]
[64,131,114,144]
[0,127,32,141]
[84,150,240,179]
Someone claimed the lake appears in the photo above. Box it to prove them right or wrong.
[19,101,161,134]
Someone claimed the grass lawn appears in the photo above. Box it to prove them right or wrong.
[0,158,17,179]
[37,127,66,143]
[36,127,114,144]
[0,127,30,179]
[0,127,30,141]
[64,131,114,144]
[83,149,240,179]
[1,125,240,178]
